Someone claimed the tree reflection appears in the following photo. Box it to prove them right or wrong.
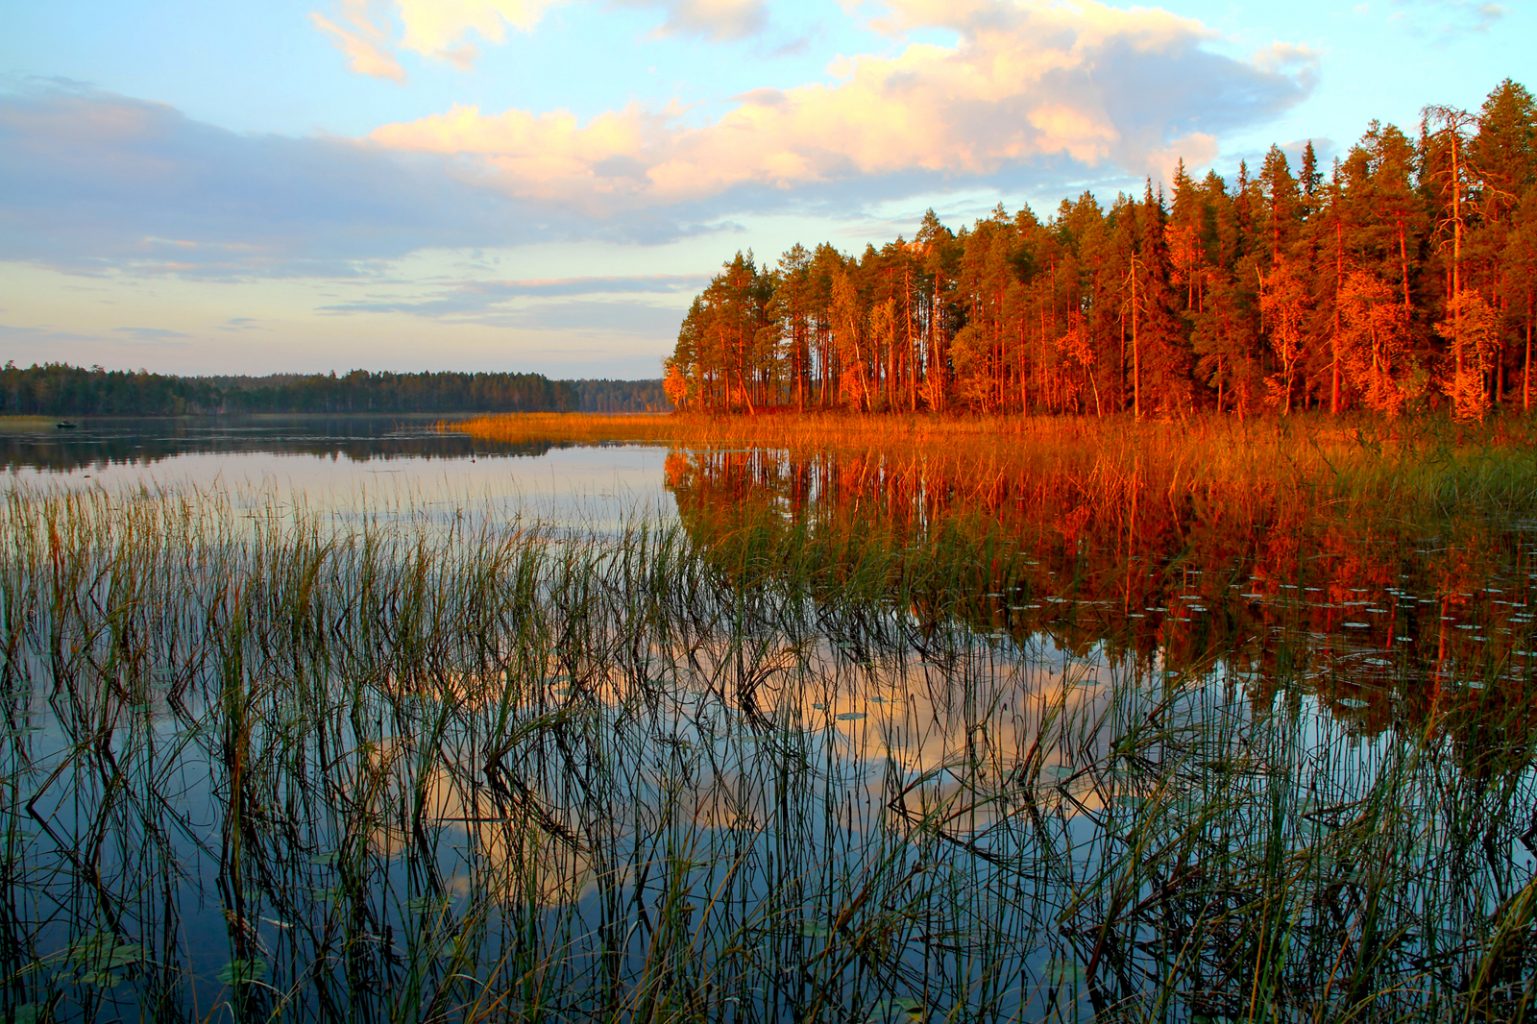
[664,445,1537,743]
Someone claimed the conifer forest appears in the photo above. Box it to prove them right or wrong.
[665,80,1537,423]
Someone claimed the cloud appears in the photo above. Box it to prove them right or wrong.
[484,273,708,296]
[310,1,407,82]
[312,0,770,73]
[114,326,193,343]
[3,0,1315,283]
[611,0,768,40]
[319,273,705,321]
[0,322,103,348]
[394,0,566,59]
[1387,0,1506,34]
[372,0,1312,209]
[369,102,679,211]
[0,321,197,365]
[857,0,1219,51]
[503,298,686,334]
[323,293,685,336]
[1253,42,1320,84]
[0,83,687,277]
[308,0,567,74]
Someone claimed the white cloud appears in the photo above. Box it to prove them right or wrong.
[394,0,566,59]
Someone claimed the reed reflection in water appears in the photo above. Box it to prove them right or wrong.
[2,448,1535,1021]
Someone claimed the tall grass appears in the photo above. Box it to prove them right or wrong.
[1,482,1534,1021]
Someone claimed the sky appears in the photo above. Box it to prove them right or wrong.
[1,0,1531,380]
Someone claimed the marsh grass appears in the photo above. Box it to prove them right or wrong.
[1,479,1534,1021]
[451,411,1537,514]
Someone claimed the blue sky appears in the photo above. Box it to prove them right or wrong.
[1,0,1530,378]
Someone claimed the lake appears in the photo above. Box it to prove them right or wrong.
[3,416,1534,1022]
[1,415,670,529]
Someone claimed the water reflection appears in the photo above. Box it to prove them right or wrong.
[663,446,1537,748]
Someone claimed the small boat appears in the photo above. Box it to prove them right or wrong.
[55,420,79,429]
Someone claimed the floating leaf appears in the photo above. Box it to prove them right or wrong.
[868,996,926,1023]
[405,895,446,914]
[835,712,866,722]
[1053,959,1085,983]
[218,957,269,986]
[66,932,144,987]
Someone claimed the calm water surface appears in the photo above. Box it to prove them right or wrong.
[2,416,672,528]
[3,418,1535,1022]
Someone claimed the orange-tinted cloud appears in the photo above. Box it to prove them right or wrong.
[310,1,407,83]
[315,0,772,74]
[370,102,675,210]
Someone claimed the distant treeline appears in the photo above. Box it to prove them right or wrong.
[667,79,1537,421]
[568,378,669,412]
[0,363,669,416]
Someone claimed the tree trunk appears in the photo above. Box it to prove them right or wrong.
[1130,260,1141,420]
[1526,298,1533,413]
[1332,219,1343,416]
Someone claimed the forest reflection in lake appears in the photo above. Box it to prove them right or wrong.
[664,444,1537,750]
[3,426,1535,1021]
